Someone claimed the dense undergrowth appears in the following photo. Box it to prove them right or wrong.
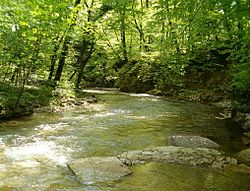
[0,82,95,120]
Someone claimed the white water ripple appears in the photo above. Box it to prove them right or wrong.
[4,140,69,166]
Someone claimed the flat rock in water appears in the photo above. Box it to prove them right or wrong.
[118,146,234,169]
[67,157,132,184]
[168,135,219,149]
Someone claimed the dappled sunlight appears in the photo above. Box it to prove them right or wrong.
[35,122,69,131]
[82,89,118,94]
[129,93,159,98]
[1,0,249,189]
[92,109,131,119]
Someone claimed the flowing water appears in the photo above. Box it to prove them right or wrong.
[0,90,249,190]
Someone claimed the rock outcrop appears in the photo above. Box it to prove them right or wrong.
[168,135,219,149]
[66,157,132,184]
[65,146,249,184]
[64,136,248,184]
[117,146,236,169]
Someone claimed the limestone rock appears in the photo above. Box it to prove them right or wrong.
[118,146,232,169]
[237,149,250,166]
[168,135,219,149]
[67,157,132,184]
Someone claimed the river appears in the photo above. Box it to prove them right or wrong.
[0,90,249,190]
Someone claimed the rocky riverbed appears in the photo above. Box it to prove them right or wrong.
[66,137,250,184]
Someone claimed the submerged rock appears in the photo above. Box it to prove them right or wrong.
[66,147,243,185]
[237,149,250,166]
[224,164,250,174]
[168,135,219,149]
[67,157,132,184]
[118,146,235,169]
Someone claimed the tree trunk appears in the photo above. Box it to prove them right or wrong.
[75,42,95,89]
[53,36,70,82]
[53,0,81,83]
[132,2,149,52]
[120,9,128,64]
[48,35,64,81]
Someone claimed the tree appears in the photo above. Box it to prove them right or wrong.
[1,0,249,111]
[53,0,82,83]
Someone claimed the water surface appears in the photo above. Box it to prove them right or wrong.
[0,90,249,190]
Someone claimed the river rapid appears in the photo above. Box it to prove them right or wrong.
[0,90,249,190]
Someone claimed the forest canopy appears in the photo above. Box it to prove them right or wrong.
[0,0,250,117]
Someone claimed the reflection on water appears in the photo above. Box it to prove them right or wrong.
[0,90,249,190]
[114,162,250,191]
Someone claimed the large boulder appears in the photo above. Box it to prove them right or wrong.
[168,135,219,149]
[237,149,250,166]
[118,146,236,169]
[66,157,132,184]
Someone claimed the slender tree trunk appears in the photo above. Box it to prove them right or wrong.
[53,36,70,82]
[160,11,165,42]
[121,13,128,60]
[48,54,57,81]
[48,35,64,81]
[53,0,81,83]
[132,2,149,52]
[14,67,31,108]
[75,42,95,89]
[74,0,95,89]
[120,10,128,63]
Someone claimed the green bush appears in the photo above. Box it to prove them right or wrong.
[117,60,155,93]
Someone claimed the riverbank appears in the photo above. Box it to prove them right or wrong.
[1,85,249,132]
[150,87,250,149]
[0,84,98,121]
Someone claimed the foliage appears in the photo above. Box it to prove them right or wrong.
[117,60,156,92]
[0,0,250,118]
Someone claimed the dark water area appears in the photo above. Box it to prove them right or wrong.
[0,90,249,190]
